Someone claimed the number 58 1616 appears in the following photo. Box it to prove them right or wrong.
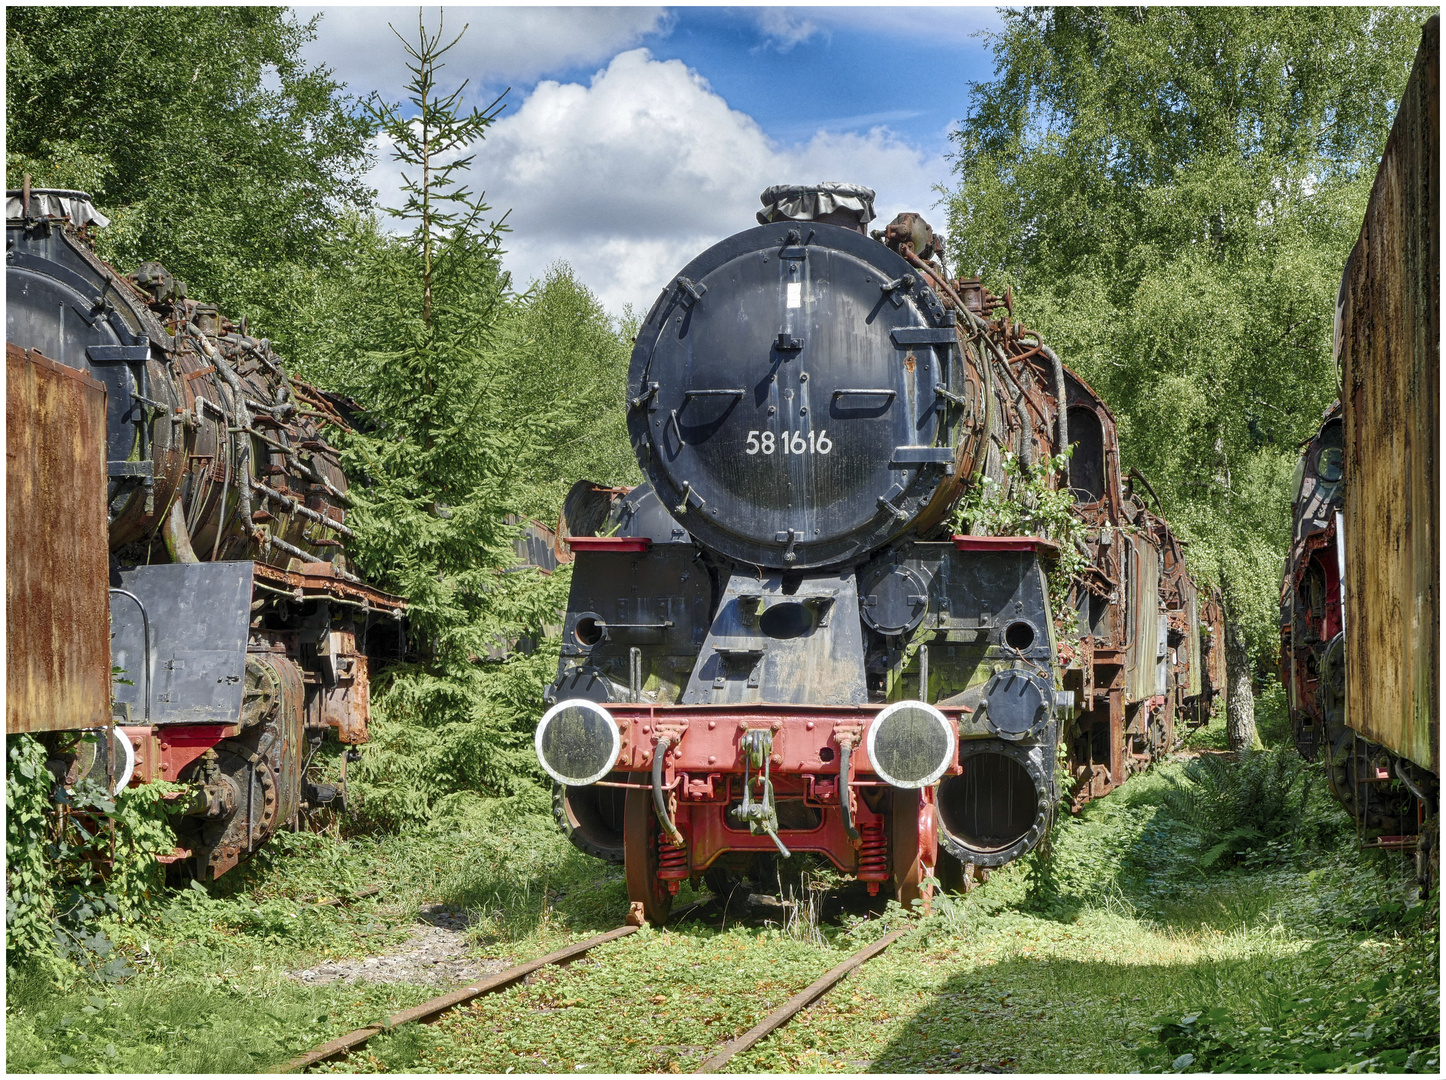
[745,429,832,455]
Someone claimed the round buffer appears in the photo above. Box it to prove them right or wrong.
[866,700,956,789]
[535,699,621,787]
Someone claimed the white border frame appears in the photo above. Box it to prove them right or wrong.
[866,699,956,788]
[535,698,621,787]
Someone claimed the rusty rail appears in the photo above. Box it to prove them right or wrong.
[693,926,907,1073]
[276,924,642,1072]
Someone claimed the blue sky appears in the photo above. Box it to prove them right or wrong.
[294,5,1005,314]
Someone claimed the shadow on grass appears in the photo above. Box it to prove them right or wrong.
[866,949,1305,1074]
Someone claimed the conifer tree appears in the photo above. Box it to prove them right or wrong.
[337,12,568,827]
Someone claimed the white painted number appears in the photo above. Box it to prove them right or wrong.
[744,429,832,456]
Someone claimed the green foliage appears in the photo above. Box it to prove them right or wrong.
[305,16,572,830]
[1139,899,1439,1072]
[946,6,1424,659]
[498,264,644,520]
[7,735,185,983]
[951,448,1088,642]
[1156,748,1318,870]
[4,5,374,353]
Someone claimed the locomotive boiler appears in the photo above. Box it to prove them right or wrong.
[6,186,403,879]
[535,184,1221,924]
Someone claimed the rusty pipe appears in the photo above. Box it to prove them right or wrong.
[957,302,1032,470]
[250,479,355,538]
[162,495,200,563]
[900,249,998,486]
[189,325,257,539]
[1038,342,1069,463]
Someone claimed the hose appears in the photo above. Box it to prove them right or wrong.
[163,495,200,563]
[652,736,685,846]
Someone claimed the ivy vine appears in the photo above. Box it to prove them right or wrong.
[6,733,186,982]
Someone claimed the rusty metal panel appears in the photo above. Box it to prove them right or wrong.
[1124,536,1159,703]
[1186,593,1202,699]
[1339,16,1438,774]
[6,344,111,733]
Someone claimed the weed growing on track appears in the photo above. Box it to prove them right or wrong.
[4,793,630,1073]
[7,723,1438,1074]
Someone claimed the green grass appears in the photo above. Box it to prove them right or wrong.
[6,726,1439,1074]
[4,792,635,1073]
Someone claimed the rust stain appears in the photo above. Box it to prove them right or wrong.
[6,345,112,734]
[1340,16,1439,774]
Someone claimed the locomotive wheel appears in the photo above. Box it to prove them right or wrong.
[623,776,674,926]
[890,788,934,913]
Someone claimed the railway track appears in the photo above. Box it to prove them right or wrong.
[277,901,907,1074]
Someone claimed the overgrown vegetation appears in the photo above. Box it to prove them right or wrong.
[6,735,185,984]
[4,6,374,352]
[951,447,1088,645]
[4,6,639,976]
[10,713,1436,1073]
[945,6,1425,680]
[5,9,1436,1073]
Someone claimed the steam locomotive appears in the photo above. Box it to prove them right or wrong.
[6,186,403,879]
[1280,16,1439,891]
[534,183,1223,924]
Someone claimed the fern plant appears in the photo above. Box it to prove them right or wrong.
[1158,748,1314,870]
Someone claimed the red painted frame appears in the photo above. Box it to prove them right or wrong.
[603,704,955,882]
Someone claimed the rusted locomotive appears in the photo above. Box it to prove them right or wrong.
[534,183,1224,924]
[6,185,403,879]
[1280,16,1439,888]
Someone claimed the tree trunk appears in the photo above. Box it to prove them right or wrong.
[1224,616,1260,754]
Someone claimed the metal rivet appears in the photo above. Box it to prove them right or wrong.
[708,721,716,729]
[708,755,717,764]
[806,721,815,730]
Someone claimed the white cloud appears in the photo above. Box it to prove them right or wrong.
[754,10,823,52]
[294,6,670,99]
[408,49,952,316]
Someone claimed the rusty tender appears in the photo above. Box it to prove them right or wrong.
[539,183,1224,924]
[1280,17,1439,891]
[6,186,404,879]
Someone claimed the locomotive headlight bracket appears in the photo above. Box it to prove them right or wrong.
[535,699,621,787]
[866,699,955,789]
